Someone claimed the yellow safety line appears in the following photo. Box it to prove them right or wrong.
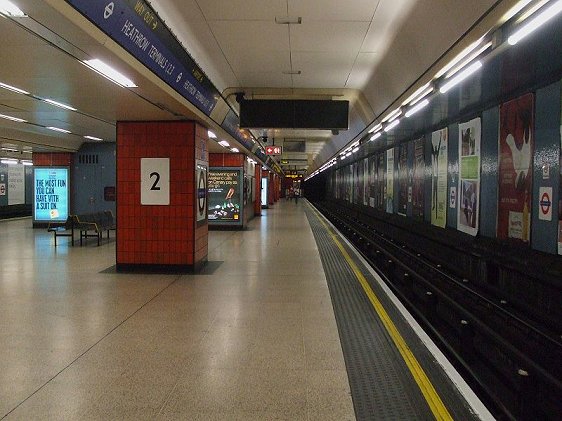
[311,206,453,421]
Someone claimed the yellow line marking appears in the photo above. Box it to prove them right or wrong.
[311,206,453,421]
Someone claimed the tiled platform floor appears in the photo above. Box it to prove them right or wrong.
[0,201,354,420]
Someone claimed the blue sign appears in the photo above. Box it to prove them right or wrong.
[33,168,69,222]
[66,0,220,116]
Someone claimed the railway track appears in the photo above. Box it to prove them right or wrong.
[315,201,562,420]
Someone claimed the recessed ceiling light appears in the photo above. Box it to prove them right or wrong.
[43,99,77,111]
[0,82,29,95]
[84,135,103,141]
[0,158,18,165]
[218,140,230,147]
[231,148,240,152]
[83,59,137,88]
[46,126,71,134]
[208,130,217,139]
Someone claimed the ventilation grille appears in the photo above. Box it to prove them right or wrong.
[78,154,99,164]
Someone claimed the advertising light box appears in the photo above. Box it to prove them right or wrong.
[33,168,69,222]
[208,168,243,225]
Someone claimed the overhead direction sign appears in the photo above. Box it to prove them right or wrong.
[265,145,282,155]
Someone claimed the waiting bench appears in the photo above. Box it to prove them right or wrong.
[47,211,116,246]
[76,211,116,246]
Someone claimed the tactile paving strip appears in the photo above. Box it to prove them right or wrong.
[306,208,433,421]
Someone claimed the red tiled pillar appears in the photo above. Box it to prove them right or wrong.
[116,121,208,272]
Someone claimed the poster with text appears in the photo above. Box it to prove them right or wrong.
[8,164,25,205]
[559,88,562,255]
[431,128,448,228]
[33,168,69,222]
[398,144,408,215]
[368,156,376,207]
[498,93,534,242]
[195,160,207,222]
[355,161,362,205]
[208,169,241,224]
[363,158,369,206]
[386,149,394,213]
[458,118,481,236]
[377,153,385,210]
[412,138,425,219]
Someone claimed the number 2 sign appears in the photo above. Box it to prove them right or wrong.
[141,158,170,205]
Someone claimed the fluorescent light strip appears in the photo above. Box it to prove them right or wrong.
[46,126,71,134]
[434,37,485,78]
[1,159,18,165]
[508,0,562,45]
[517,0,550,23]
[218,140,230,147]
[1,147,19,152]
[384,119,400,132]
[0,113,26,123]
[405,99,430,118]
[83,59,137,87]
[22,161,33,166]
[43,99,77,111]
[352,147,359,153]
[445,42,491,78]
[231,148,240,152]
[368,123,382,133]
[84,135,103,141]
[440,61,483,93]
[0,82,29,95]
[370,132,382,141]
[402,83,432,105]
[208,130,217,139]
[0,0,25,16]
[502,0,534,22]
[381,108,402,123]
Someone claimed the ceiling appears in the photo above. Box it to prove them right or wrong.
[0,0,522,173]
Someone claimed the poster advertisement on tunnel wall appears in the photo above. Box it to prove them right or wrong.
[431,128,448,228]
[559,90,562,255]
[498,93,534,243]
[363,158,369,206]
[458,118,481,236]
[398,144,408,216]
[355,160,363,205]
[386,149,394,213]
[412,138,425,219]
[207,168,242,225]
[377,153,385,210]
[368,155,376,207]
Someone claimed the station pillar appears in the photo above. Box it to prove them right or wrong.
[116,121,208,272]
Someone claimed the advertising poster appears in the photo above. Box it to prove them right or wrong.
[559,90,562,255]
[377,153,385,210]
[498,94,534,242]
[431,128,448,228]
[345,164,352,203]
[458,118,481,236]
[363,158,369,206]
[412,138,425,219]
[195,160,207,222]
[33,168,69,222]
[208,169,242,224]
[368,156,376,207]
[386,149,394,213]
[8,164,25,205]
[355,161,363,205]
[398,144,408,215]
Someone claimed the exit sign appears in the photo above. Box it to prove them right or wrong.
[265,145,282,155]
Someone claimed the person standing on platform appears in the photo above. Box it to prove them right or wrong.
[294,187,300,204]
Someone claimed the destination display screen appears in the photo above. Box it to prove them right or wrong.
[33,168,69,222]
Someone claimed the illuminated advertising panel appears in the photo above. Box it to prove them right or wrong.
[208,168,243,225]
[33,168,69,222]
